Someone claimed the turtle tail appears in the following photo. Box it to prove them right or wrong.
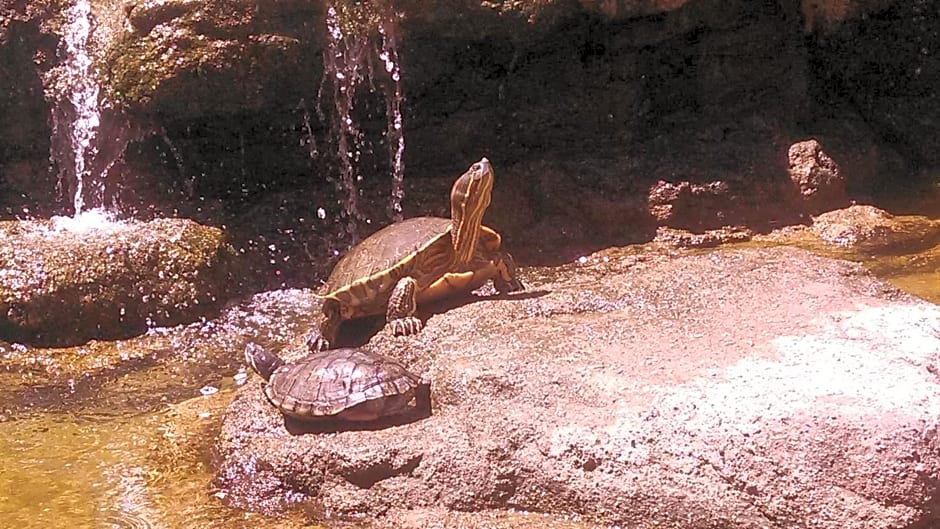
[244,342,284,381]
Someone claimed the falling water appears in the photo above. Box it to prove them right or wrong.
[319,3,406,243]
[54,0,102,216]
[160,128,193,198]
[378,21,406,222]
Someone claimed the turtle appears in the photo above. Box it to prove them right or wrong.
[244,342,430,422]
[312,157,525,350]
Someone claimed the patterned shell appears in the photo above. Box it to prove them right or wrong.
[264,348,422,418]
[324,216,452,293]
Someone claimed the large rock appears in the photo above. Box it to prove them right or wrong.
[811,204,940,252]
[214,245,940,527]
[787,138,847,214]
[0,216,239,346]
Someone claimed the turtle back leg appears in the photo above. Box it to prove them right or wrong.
[492,251,525,293]
[386,276,424,336]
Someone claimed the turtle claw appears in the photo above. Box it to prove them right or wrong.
[496,276,525,293]
[304,331,331,352]
[389,316,423,337]
[494,251,525,293]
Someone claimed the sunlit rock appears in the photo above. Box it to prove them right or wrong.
[214,246,940,527]
[0,216,239,346]
[787,139,847,214]
[811,204,940,252]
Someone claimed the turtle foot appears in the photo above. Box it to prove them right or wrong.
[388,316,423,337]
[496,276,525,293]
[304,331,331,352]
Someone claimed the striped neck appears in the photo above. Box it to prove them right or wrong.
[450,158,494,265]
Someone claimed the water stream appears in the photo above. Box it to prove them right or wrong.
[319,3,406,245]
[51,0,101,217]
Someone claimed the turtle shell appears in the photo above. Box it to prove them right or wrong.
[264,348,423,421]
[325,216,452,293]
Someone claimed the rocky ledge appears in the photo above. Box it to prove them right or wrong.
[214,245,940,528]
[0,216,238,346]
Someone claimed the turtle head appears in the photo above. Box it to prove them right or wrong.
[450,157,494,265]
[244,342,284,382]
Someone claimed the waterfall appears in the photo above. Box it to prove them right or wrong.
[319,3,407,244]
[52,0,102,216]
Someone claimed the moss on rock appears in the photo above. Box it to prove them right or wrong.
[0,217,241,346]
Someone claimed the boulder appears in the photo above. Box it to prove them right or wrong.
[0,216,239,346]
[787,139,847,214]
[214,245,940,528]
[811,204,940,252]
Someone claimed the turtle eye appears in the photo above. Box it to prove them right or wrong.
[471,164,482,178]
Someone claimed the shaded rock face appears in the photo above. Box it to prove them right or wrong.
[0,217,239,346]
[809,0,940,170]
[0,11,59,214]
[215,246,940,528]
[0,0,935,275]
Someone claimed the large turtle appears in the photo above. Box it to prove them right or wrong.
[312,157,524,350]
[244,342,430,422]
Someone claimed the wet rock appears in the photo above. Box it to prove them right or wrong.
[811,204,940,252]
[0,217,239,346]
[106,0,322,118]
[652,225,753,248]
[787,139,847,214]
[214,245,940,528]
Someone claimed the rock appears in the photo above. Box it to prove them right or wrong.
[106,0,323,118]
[810,1,940,166]
[0,216,239,346]
[652,225,753,248]
[811,204,940,252]
[214,245,940,528]
[788,139,847,214]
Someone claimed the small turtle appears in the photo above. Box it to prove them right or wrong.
[313,157,524,350]
[244,342,430,422]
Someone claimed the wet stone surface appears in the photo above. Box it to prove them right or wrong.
[214,245,940,528]
[810,204,940,253]
[0,217,239,346]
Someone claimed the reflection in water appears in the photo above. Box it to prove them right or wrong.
[99,463,158,529]
[0,415,127,529]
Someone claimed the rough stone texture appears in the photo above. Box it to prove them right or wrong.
[0,217,239,346]
[214,245,940,528]
[1,0,935,280]
[811,204,940,252]
[787,139,847,214]
[0,1,62,214]
[809,1,940,169]
[110,0,323,118]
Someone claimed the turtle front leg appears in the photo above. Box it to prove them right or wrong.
[308,299,342,351]
[386,276,423,336]
[493,251,525,293]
